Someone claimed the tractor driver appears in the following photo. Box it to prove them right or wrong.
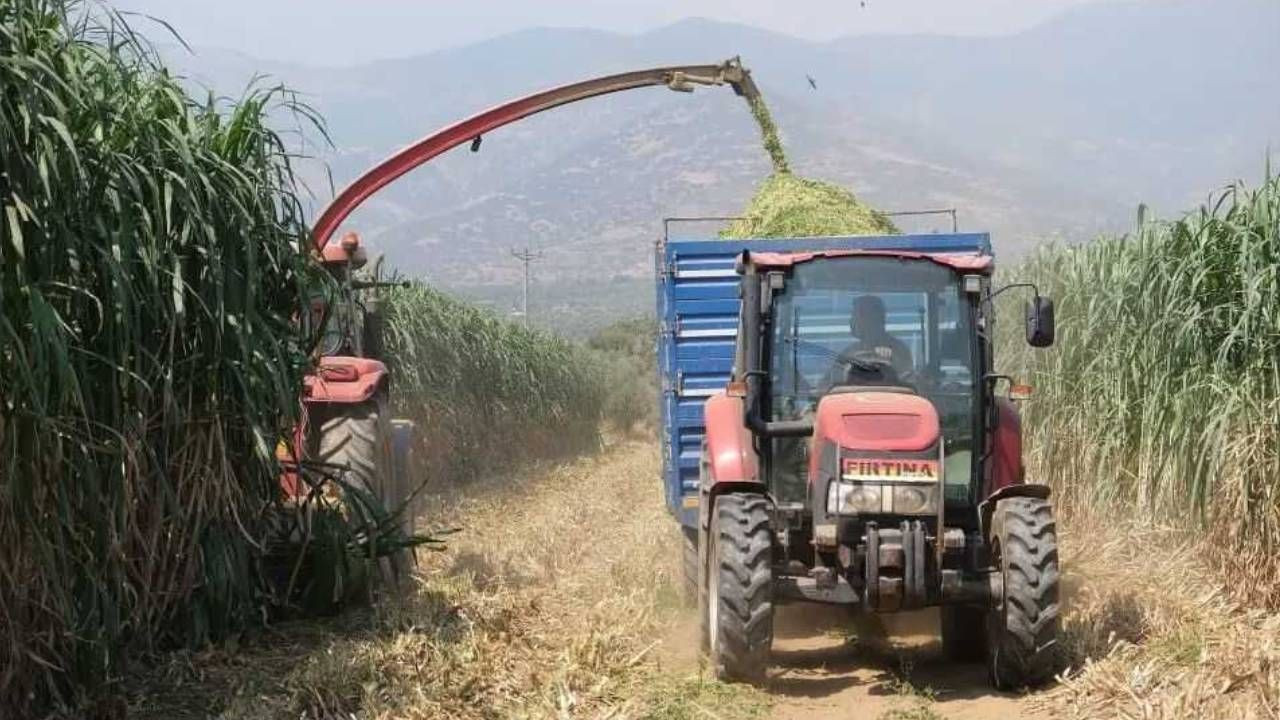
[823,295,915,389]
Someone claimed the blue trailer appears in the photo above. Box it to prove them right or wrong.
[654,230,993,530]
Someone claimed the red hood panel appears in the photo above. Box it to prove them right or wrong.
[813,391,940,452]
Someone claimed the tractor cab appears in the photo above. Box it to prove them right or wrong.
[743,251,988,519]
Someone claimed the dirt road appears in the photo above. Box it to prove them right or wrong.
[128,438,1052,719]
[126,432,1275,718]
[764,606,1046,719]
[539,439,1054,720]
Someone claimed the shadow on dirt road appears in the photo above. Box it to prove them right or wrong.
[765,603,1047,719]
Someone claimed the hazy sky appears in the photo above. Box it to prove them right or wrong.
[111,0,1128,66]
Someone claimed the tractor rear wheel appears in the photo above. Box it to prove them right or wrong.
[318,392,410,585]
[706,492,773,684]
[941,605,987,661]
[986,496,1060,689]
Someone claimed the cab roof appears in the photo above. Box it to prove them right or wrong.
[746,249,993,274]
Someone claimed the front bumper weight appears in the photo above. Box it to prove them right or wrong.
[863,520,930,612]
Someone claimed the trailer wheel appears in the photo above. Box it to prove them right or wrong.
[319,391,410,585]
[680,526,698,607]
[941,605,987,661]
[706,492,773,684]
[986,496,1060,689]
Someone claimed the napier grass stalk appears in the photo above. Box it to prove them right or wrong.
[382,282,605,483]
[1,2,609,713]
[1,0,326,711]
[998,173,1280,607]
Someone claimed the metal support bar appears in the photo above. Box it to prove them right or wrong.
[863,522,879,611]
[885,208,959,233]
[663,216,747,242]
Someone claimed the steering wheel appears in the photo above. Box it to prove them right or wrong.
[786,337,913,393]
[834,349,911,390]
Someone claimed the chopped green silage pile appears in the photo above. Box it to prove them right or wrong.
[725,90,897,238]
[723,172,899,238]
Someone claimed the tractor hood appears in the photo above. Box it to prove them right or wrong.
[807,390,944,518]
[811,391,941,453]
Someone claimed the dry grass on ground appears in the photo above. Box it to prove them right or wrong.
[1049,516,1279,720]
[128,439,768,720]
[126,437,1280,720]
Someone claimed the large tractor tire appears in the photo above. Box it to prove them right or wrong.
[680,525,698,607]
[705,492,774,684]
[318,392,410,585]
[986,496,1060,689]
[941,605,987,662]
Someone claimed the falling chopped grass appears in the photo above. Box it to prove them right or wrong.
[726,90,897,238]
[748,95,789,175]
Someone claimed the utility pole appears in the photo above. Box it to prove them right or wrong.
[510,247,543,328]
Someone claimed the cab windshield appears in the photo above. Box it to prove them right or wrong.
[766,256,977,505]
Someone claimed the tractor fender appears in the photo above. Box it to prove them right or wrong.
[698,393,763,531]
[304,356,389,403]
[984,397,1025,498]
[978,483,1052,545]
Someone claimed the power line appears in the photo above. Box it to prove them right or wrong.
[509,247,543,328]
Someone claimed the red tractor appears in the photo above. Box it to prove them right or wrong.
[279,231,414,586]
[682,242,1059,689]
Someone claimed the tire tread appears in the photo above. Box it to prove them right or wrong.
[711,492,773,684]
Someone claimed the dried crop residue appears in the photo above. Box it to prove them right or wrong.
[1048,515,1279,719]
[762,607,1044,720]
[128,439,768,719]
[123,438,1277,720]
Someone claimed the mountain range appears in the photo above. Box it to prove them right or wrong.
[160,0,1280,333]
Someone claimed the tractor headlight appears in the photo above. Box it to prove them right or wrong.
[828,481,882,514]
[891,484,938,515]
[827,481,939,516]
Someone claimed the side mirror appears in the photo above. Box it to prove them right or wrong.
[1025,297,1055,347]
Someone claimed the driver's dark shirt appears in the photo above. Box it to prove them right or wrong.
[822,333,914,389]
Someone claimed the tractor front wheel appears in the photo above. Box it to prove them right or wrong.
[986,496,1060,689]
[705,492,774,684]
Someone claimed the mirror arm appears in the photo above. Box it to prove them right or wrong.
[987,282,1040,302]
[983,281,1039,313]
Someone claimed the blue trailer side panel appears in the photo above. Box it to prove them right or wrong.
[656,232,991,528]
